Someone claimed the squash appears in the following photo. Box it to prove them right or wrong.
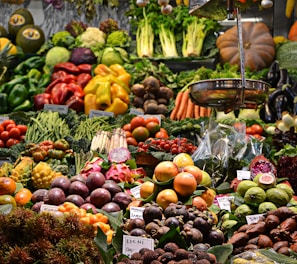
[288,21,297,41]
[216,22,275,71]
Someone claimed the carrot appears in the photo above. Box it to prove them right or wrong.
[170,91,184,120]
[176,89,189,120]
[186,97,195,118]
[181,99,188,120]
[194,105,200,119]
[199,106,207,117]
[206,107,212,117]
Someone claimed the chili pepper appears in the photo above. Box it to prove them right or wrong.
[54,139,70,151]
[110,83,129,104]
[65,95,84,113]
[83,75,109,95]
[0,93,8,114]
[109,64,131,87]
[84,93,98,115]
[94,64,117,76]
[96,82,112,110]
[77,64,92,74]
[0,75,28,94]
[76,73,92,88]
[54,62,80,75]
[45,75,77,93]
[104,97,128,116]
[34,93,53,110]
[38,74,51,88]
[47,149,66,160]
[12,99,32,112]
[51,70,68,81]
[8,84,28,109]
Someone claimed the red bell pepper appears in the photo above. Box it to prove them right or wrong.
[67,82,85,98]
[54,62,80,75]
[77,64,92,74]
[34,93,53,110]
[51,83,73,104]
[45,75,77,94]
[76,73,92,88]
[51,70,68,81]
[66,95,84,113]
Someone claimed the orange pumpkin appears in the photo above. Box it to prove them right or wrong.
[288,21,297,41]
[216,22,275,71]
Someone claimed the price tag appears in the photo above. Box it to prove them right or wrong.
[0,116,9,123]
[40,204,59,213]
[122,235,154,257]
[130,185,141,199]
[237,170,251,180]
[44,104,68,114]
[130,206,145,219]
[216,196,231,212]
[140,114,162,124]
[246,214,264,225]
[130,108,144,115]
[89,110,114,118]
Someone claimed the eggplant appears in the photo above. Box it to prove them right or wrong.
[282,85,296,111]
[267,88,284,113]
[276,68,290,89]
[274,94,289,120]
[260,101,276,123]
[266,60,280,87]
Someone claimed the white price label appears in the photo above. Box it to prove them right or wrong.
[237,170,251,180]
[216,196,231,212]
[40,204,59,213]
[130,206,144,219]
[130,108,144,115]
[44,104,68,114]
[130,185,141,199]
[122,235,154,257]
[0,116,9,123]
[246,214,264,225]
[89,110,114,118]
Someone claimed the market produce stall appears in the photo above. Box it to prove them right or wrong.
[1,0,297,263]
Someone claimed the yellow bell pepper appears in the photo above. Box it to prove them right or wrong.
[83,75,110,95]
[94,64,117,76]
[84,93,98,115]
[108,75,130,93]
[96,82,112,110]
[110,83,130,104]
[109,64,131,87]
[104,97,128,116]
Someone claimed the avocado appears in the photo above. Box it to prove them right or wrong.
[0,25,8,38]
[8,8,34,39]
[16,25,45,54]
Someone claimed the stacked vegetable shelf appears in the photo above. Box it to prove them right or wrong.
[1,0,297,263]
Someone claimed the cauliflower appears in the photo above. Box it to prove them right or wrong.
[106,30,131,47]
[76,27,106,49]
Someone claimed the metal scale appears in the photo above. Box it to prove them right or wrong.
[188,0,271,113]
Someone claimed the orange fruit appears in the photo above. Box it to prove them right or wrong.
[200,188,216,207]
[130,116,146,130]
[173,153,194,169]
[126,136,138,146]
[145,116,160,125]
[156,189,178,209]
[132,126,150,142]
[146,121,160,135]
[0,177,16,195]
[173,172,197,197]
[154,161,179,182]
[191,196,207,211]
[182,165,203,184]
[14,188,32,206]
[140,181,157,199]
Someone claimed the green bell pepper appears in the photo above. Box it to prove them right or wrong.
[0,93,8,114]
[8,84,28,109]
[38,73,51,88]
[0,76,28,94]
[14,56,45,75]
[28,68,42,95]
[12,99,32,112]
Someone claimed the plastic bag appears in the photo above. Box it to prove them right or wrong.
[231,250,278,264]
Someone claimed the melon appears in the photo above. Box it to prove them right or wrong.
[8,8,34,39]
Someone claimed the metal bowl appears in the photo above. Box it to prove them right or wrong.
[189,78,270,111]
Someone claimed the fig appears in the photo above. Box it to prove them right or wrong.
[90,188,111,208]
[86,172,106,191]
[102,180,122,197]
[70,174,86,184]
[47,187,66,205]
[80,202,97,214]
[112,192,132,210]
[31,189,48,203]
[68,181,89,198]
[101,202,121,213]
[65,194,85,207]
[50,176,71,192]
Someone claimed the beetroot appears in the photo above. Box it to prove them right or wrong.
[108,147,131,163]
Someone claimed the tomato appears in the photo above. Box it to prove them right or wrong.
[0,139,5,148]
[130,116,146,131]
[6,138,19,148]
[1,120,15,129]
[9,127,21,139]
[5,123,16,131]
[16,125,27,135]
[126,137,138,146]
[0,125,4,134]
[1,131,9,142]
[122,123,132,132]
[144,116,160,125]
[251,124,264,135]
[245,126,253,135]
[155,131,169,139]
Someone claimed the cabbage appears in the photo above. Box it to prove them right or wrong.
[70,47,96,65]
[45,46,70,67]
[99,47,129,66]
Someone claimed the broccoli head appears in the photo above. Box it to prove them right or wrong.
[106,30,131,48]
[99,18,119,35]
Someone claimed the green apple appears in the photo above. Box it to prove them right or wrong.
[200,170,212,187]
